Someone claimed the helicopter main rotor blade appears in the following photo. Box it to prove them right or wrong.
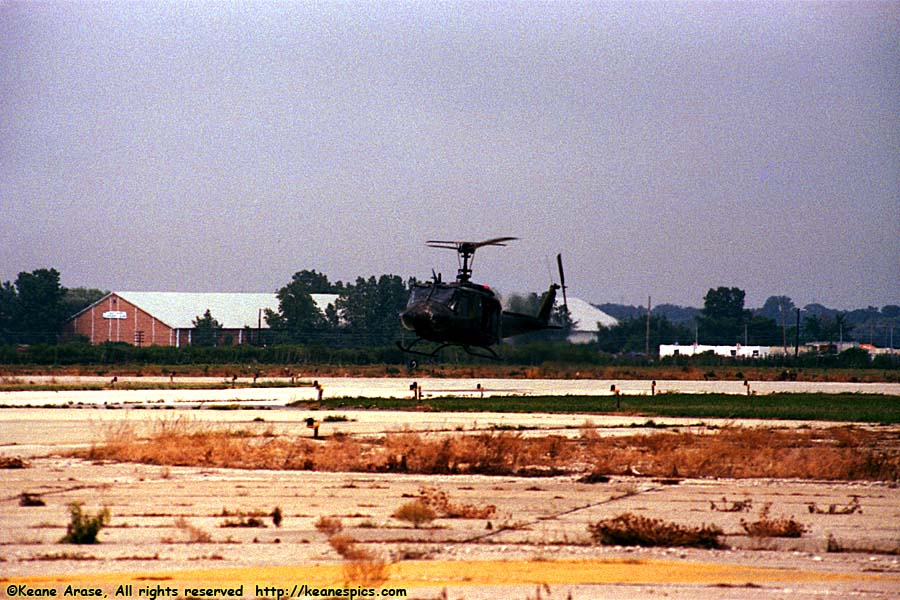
[473,236,518,248]
[426,237,518,250]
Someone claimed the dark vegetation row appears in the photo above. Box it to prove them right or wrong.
[1,339,897,370]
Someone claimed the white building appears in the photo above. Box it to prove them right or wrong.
[659,343,772,359]
[563,297,618,344]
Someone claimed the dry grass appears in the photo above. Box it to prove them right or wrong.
[709,497,753,513]
[418,486,496,519]
[78,418,900,482]
[581,426,900,481]
[327,533,391,588]
[343,556,390,588]
[740,504,806,538]
[588,513,725,549]
[315,516,343,535]
[807,496,862,515]
[328,533,368,560]
[169,517,212,543]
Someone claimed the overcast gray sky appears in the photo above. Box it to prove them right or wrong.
[2,1,897,309]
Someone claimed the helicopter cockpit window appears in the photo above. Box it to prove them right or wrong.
[450,293,480,317]
[407,284,455,306]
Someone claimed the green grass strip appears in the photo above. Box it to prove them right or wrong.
[307,393,900,424]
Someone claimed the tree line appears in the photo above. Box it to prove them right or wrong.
[596,287,900,354]
[1,269,897,363]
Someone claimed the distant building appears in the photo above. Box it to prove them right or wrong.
[564,298,618,344]
[659,343,772,359]
[64,292,337,347]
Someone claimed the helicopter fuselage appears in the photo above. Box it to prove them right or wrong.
[397,237,566,358]
[400,281,502,347]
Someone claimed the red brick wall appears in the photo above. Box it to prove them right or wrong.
[66,294,177,347]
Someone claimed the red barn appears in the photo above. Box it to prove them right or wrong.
[64,292,337,346]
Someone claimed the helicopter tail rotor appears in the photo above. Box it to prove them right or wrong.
[557,253,568,310]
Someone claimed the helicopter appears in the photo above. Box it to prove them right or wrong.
[397,237,569,359]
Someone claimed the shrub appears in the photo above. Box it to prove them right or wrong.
[173,517,212,543]
[418,486,496,519]
[328,534,368,560]
[588,513,724,549]
[315,516,343,535]
[392,500,436,528]
[343,556,390,588]
[60,502,110,544]
[221,515,266,528]
[740,504,806,538]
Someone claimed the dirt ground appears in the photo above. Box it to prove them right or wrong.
[1,384,899,599]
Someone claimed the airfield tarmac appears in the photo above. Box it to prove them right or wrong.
[1,378,899,599]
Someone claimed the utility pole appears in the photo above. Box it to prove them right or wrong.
[645,296,651,356]
[780,301,787,354]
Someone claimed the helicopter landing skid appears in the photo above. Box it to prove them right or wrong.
[396,339,501,360]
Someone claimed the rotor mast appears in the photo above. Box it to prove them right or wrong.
[426,237,517,284]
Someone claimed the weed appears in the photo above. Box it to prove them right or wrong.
[19,492,46,507]
[26,552,96,561]
[315,516,343,535]
[395,545,435,560]
[272,507,283,527]
[740,504,806,538]
[392,500,436,528]
[710,497,753,512]
[328,534,368,560]
[418,486,496,519]
[1,456,28,469]
[172,517,212,543]
[808,496,862,515]
[343,556,390,588]
[60,503,111,544]
[79,419,900,482]
[578,472,611,483]
[221,515,266,528]
[588,513,724,549]
[323,415,352,422]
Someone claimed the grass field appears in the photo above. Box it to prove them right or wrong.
[80,416,900,481]
[0,380,313,393]
[302,393,900,424]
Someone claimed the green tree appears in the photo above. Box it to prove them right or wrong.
[596,315,693,354]
[745,314,780,345]
[192,309,222,347]
[61,287,107,318]
[696,286,747,344]
[757,295,795,323]
[334,274,409,345]
[802,314,823,342]
[506,292,542,316]
[266,277,327,343]
[14,268,67,344]
[505,291,572,342]
[0,281,18,344]
[882,305,900,319]
[290,269,340,294]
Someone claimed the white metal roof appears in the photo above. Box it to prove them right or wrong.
[114,292,338,329]
[564,297,618,331]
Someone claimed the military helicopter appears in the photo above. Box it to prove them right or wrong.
[397,237,568,359]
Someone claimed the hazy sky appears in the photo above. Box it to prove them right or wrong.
[2,1,898,309]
